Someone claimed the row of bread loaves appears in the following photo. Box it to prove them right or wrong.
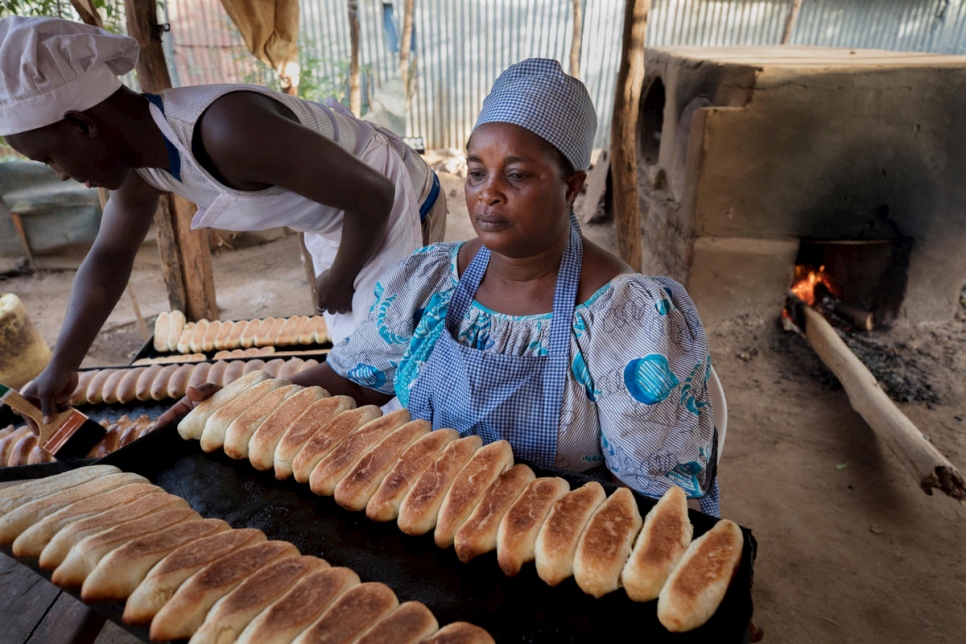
[154,311,330,354]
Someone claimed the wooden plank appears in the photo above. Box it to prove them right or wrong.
[610,0,650,272]
[125,0,218,323]
[27,592,106,644]
[577,150,610,224]
[0,553,60,644]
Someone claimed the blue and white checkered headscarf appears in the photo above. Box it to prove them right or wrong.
[474,59,597,172]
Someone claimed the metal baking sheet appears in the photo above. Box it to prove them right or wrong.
[15,421,759,643]
[131,329,333,364]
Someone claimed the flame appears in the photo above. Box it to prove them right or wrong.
[790,265,836,306]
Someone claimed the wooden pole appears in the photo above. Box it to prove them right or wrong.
[348,0,362,116]
[125,0,218,323]
[69,0,104,28]
[610,0,650,272]
[801,304,965,502]
[399,0,415,96]
[570,0,583,80]
[781,0,804,44]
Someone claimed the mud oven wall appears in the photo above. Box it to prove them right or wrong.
[637,46,966,327]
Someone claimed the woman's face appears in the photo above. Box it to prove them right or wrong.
[5,117,129,190]
[465,122,583,259]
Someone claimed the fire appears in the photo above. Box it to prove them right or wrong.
[790,265,836,306]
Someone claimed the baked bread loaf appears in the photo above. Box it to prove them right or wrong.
[334,420,431,512]
[135,365,162,402]
[262,357,285,377]
[153,312,170,352]
[27,443,54,465]
[12,483,164,557]
[189,555,329,644]
[214,320,236,351]
[186,361,213,392]
[71,370,97,405]
[397,435,482,537]
[123,528,267,625]
[0,464,120,514]
[220,359,246,386]
[178,370,272,440]
[435,440,514,549]
[422,622,496,644]
[240,320,261,348]
[657,519,743,632]
[242,358,266,375]
[235,566,360,644]
[246,386,330,469]
[621,486,693,602]
[100,369,128,404]
[85,368,117,404]
[200,378,290,453]
[308,408,412,496]
[366,428,459,522]
[292,582,399,644]
[189,319,208,353]
[534,481,607,587]
[0,471,147,544]
[166,363,195,400]
[454,464,535,564]
[572,487,643,598]
[355,601,439,644]
[115,368,142,404]
[206,360,229,388]
[202,320,221,352]
[150,364,180,401]
[284,402,373,483]
[496,477,570,577]
[276,357,303,379]
[7,433,37,467]
[51,507,201,587]
[39,492,190,569]
[149,540,300,641]
[222,383,302,460]
[176,326,194,354]
[0,426,30,466]
[276,316,301,346]
[81,518,231,602]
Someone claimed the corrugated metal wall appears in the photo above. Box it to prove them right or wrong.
[4,0,966,150]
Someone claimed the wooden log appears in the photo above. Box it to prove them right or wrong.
[570,0,583,79]
[802,305,965,502]
[348,0,361,116]
[125,0,218,322]
[781,0,804,44]
[69,0,103,28]
[610,0,650,272]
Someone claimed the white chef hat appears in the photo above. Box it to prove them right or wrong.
[474,58,597,172]
[0,15,139,136]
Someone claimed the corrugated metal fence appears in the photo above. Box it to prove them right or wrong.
[4,0,966,150]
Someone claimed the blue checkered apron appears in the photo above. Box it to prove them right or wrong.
[407,218,583,468]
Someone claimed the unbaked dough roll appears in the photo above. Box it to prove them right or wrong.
[123,528,266,625]
[135,365,162,402]
[235,566,359,644]
[166,363,195,400]
[153,312,170,353]
[185,361,212,392]
[334,420,431,512]
[276,358,303,380]
[656,519,744,632]
[220,360,247,387]
[205,360,229,388]
[115,368,143,405]
[572,487,643,598]
[291,582,398,644]
[534,481,607,587]
[275,397,358,481]
[71,370,97,406]
[366,428,460,523]
[246,386,330,471]
[261,358,285,378]
[454,464,535,564]
[241,359,266,375]
[0,427,31,465]
[435,440,514,549]
[27,443,53,464]
[496,477,570,577]
[98,369,127,404]
[620,485,693,602]
[299,358,319,372]
[148,364,178,401]
[85,368,117,405]
[397,435,482,537]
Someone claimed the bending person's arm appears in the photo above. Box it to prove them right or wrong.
[24,173,161,417]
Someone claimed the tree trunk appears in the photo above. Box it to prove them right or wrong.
[69,0,103,28]
[570,0,583,80]
[348,0,362,116]
[781,0,804,44]
[399,0,415,96]
[125,0,218,322]
[610,0,650,272]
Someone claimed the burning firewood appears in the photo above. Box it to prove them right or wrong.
[785,294,966,503]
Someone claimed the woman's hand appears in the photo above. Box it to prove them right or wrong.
[315,268,356,315]
[149,383,221,431]
[22,366,77,422]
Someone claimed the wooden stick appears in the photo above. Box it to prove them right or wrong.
[802,305,965,502]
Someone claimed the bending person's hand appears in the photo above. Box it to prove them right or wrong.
[315,268,356,315]
[22,366,78,422]
[149,383,221,431]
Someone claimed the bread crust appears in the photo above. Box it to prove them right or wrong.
[153,312,169,353]
[334,420,431,512]
[309,409,412,496]
[168,310,186,352]
[100,369,128,404]
[292,582,398,644]
[397,435,483,537]
[262,357,286,378]
[200,379,288,453]
[222,383,301,460]
[454,464,535,564]
[572,487,643,598]
[366,428,459,523]
[134,365,162,402]
[123,528,266,625]
[621,486,693,602]
[205,360,229,387]
[534,481,607,587]
[85,368,117,405]
[355,601,439,644]
[177,370,271,440]
[496,477,570,577]
[422,622,495,644]
[435,440,514,549]
[201,320,221,352]
[283,401,371,482]
[185,361,212,392]
[149,364,179,401]
[71,370,97,406]
[246,386,329,471]
[214,320,235,351]
[166,363,195,400]
[115,368,142,405]
[0,464,120,514]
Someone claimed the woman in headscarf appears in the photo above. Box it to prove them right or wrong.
[173,59,720,515]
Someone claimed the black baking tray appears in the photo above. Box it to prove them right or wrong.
[131,327,333,364]
[1,421,758,643]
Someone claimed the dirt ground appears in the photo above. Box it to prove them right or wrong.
[3,169,965,643]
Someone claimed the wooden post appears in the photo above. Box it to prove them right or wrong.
[399,0,415,96]
[800,304,965,502]
[125,0,218,322]
[610,0,650,272]
[570,0,583,79]
[781,0,804,44]
[69,0,104,28]
[348,0,362,116]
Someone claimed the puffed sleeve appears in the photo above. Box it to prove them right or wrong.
[326,243,458,394]
[579,275,718,514]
